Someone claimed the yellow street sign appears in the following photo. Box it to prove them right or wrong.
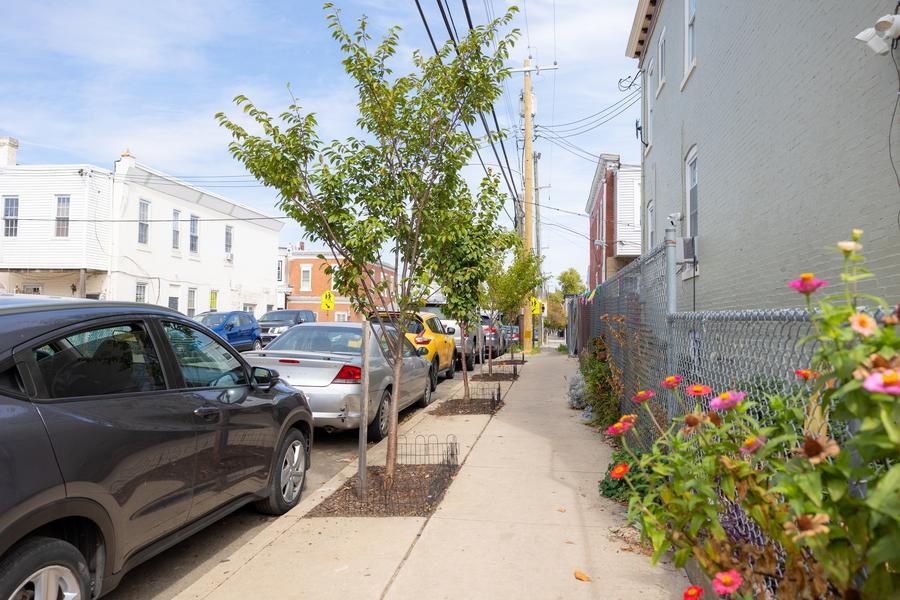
[321,290,335,311]
[530,296,541,315]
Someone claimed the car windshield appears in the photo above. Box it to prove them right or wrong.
[196,313,227,327]
[265,325,362,355]
[260,310,298,323]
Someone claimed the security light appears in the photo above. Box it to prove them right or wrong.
[855,27,890,55]
[876,14,900,39]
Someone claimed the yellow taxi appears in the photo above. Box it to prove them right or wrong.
[407,312,456,390]
[371,311,456,390]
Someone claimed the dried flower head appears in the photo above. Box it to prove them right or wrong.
[681,412,706,436]
[706,412,723,427]
[794,434,840,464]
[881,304,900,325]
[783,513,830,542]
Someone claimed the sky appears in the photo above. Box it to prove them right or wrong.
[0,0,642,291]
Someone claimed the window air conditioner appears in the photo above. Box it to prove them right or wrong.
[675,237,697,264]
[225,252,234,262]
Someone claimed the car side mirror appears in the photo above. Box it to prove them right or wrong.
[251,366,280,391]
[224,322,234,331]
[416,347,429,357]
[446,327,456,335]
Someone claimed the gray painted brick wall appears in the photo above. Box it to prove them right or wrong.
[640,0,900,311]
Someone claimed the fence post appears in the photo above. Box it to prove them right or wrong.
[665,227,677,315]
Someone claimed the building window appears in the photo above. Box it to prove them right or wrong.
[168,296,179,311]
[276,259,284,282]
[685,0,696,74]
[190,215,199,253]
[138,200,149,245]
[225,225,233,255]
[646,59,654,146]
[300,265,312,291]
[3,196,18,237]
[335,312,348,322]
[647,200,655,248]
[209,290,218,311]
[135,282,147,303]
[656,28,666,94]
[686,147,699,237]
[23,284,41,295]
[242,303,256,314]
[172,209,181,249]
[266,304,274,312]
[55,195,70,237]
[187,288,196,317]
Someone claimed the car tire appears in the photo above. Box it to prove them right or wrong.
[444,357,454,379]
[0,536,91,600]
[418,377,433,408]
[252,338,263,351]
[254,429,308,515]
[429,360,439,391]
[367,390,391,442]
[466,353,475,371]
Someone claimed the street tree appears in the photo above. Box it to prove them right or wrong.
[544,290,566,331]
[482,246,543,370]
[557,267,586,296]
[431,177,508,400]
[216,3,518,485]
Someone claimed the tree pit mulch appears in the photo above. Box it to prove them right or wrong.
[305,464,459,518]
[431,395,504,416]
[492,358,526,365]
[471,372,518,382]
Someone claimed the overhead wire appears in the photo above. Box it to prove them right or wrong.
[412,0,516,225]
[536,91,640,136]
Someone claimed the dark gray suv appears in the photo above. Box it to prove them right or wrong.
[0,296,314,599]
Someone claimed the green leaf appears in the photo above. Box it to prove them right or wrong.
[866,464,900,520]
[795,470,824,507]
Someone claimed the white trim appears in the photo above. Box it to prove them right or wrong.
[684,145,699,239]
[300,265,312,291]
[684,0,696,80]
[137,199,150,246]
[656,27,667,97]
[680,57,698,91]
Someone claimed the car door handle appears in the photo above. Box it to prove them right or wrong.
[193,405,220,420]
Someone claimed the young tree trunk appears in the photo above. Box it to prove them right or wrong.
[460,320,470,401]
[384,336,405,489]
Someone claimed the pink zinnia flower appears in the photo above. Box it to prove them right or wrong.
[849,312,878,338]
[631,389,655,404]
[709,390,745,411]
[661,375,683,389]
[606,421,633,436]
[712,569,743,595]
[788,272,828,295]
[863,369,900,395]
[739,435,767,455]
[685,384,712,397]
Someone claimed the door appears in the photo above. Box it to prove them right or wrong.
[159,320,277,518]
[427,318,450,370]
[224,314,242,347]
[24,319,202,560]
[239,314,256,348]
[399,337,428,406]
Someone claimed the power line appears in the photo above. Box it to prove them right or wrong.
[536,90,640,134]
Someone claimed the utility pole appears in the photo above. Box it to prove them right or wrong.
[533,151,543,345]
[522,57,535,353]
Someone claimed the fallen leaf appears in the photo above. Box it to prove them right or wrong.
[564,540,575,545]
[574,570,592,582]
[557,507,567,513]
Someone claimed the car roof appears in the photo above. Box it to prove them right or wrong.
[0,294,180,317]
[295,321,360,328]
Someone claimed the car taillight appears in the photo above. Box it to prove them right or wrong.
[489,327,497,333]
[332,364,361,384]
[278,358,300,364]
[414,336,431,345]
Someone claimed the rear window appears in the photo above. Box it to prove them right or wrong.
[260,310,298,323]
[266,326,363,355]
[196,313,227,327]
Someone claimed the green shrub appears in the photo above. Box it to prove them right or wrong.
[579,337,620,429]
[557,343,568,353]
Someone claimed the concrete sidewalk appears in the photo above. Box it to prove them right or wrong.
[175,351,688,600]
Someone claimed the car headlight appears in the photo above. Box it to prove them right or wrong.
[271,326,289,334]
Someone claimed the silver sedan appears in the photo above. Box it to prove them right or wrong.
[243,322,432,441]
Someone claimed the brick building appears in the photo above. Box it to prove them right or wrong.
[284,246,395,322]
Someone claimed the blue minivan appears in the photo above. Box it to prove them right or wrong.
[195,310,262,351]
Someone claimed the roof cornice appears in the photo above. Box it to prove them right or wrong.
[626,0,662,62]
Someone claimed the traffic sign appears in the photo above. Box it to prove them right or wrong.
[321,290,335,311]
[530,296,541,315]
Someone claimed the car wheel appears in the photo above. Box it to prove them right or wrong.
[445,357,455,379]
[252,338,263,351]
[466,353,475,371]
[367,390,391,441]
[254,429,307,515]
[429,360,439,391]
[0,536,91,600]
[418,377,433,408]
